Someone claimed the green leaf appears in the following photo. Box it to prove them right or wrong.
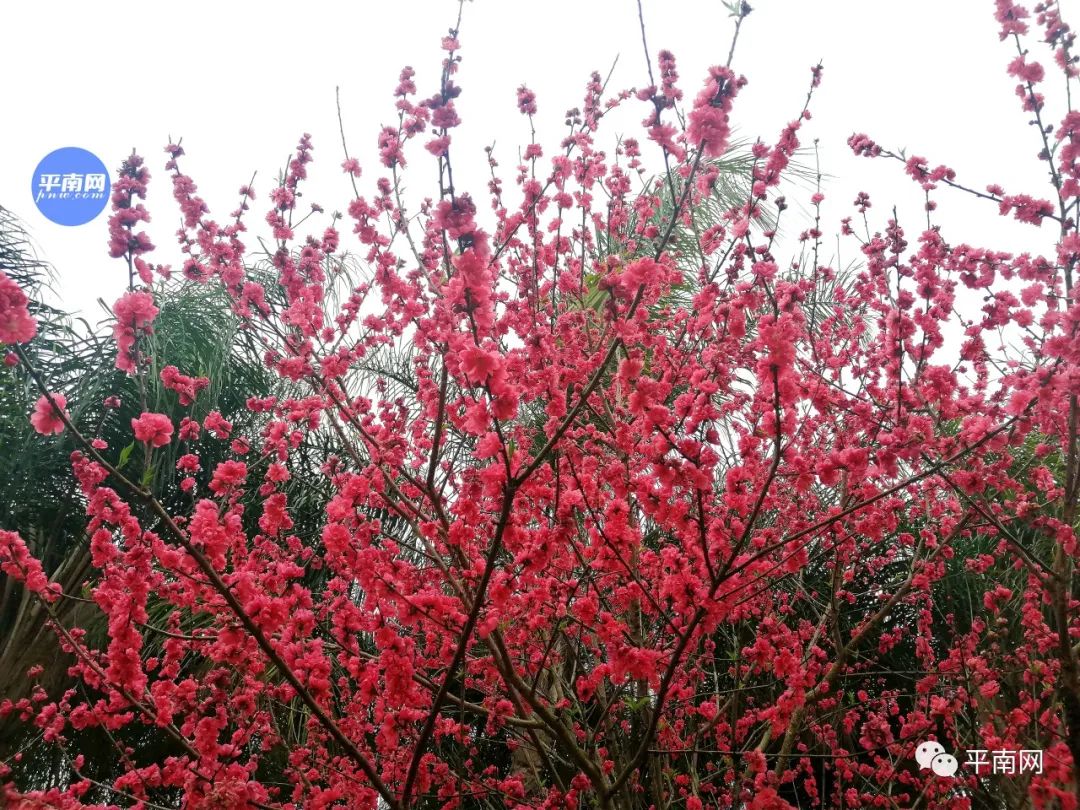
[140,465,156,488]
[116,442,135,470]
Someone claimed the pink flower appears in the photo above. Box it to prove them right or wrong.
[687,66,743,158]
[646,123,685,161]
[30,393,68,435]
[434,194,478,240]
[0,529,56,601]
[425,136,451,157]
[1008,55,1045,84]
[131,412,173,447]
[177,453,201,472]
[112,291,159,373]
[203,410,232,439]
[658,50,683,102]
[516,85,537,116]
[848,132,881,157]
[107,154,154,259]
[431,103,461,130]
[623,257,661,287]
[0,271,37,345]
[179,416,201,441]
[998,193,1055,224]
[687,105,731,157]
[394,66,416,96]
[160,365,210,406]
[209,460,248,494]
[994,0,1029,38]
[113,291,157,329]
[460,346,501,385]
[378,127,406,168]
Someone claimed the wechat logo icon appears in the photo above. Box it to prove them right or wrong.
[916,740,959,777]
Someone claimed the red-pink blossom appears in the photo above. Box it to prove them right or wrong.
[203,410,232,439]
[516,85,537,116]
[0,271,37,345]
[0,530,56,601]
[131,412,173,447]
[209,460,248,494]
[112,291,159,373]
[160,365,210,406]
[687,66,743,157]
[30,393,67,435]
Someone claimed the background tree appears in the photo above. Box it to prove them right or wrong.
[0,206,330,793]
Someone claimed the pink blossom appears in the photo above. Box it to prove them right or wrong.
[434,194,478,240]
[112,291,159,373]
[460,346,501,385]
[688,106,731,157]
[203,410,233,439]
[395,66,416,96]
[848,132,882,157]
[1008,55,1045,83]
[176,454,201,472]
[687,66,743,157]
[0,530,56,601]
[994,0,1029,38]
[658,50,683,102]
[30,393,68,435]
[0,272,37,345]
[131,412,173,447]
[107,153,154,259]
[425,135,451,157]
[378,127,406,168]
[179,416,200,441]
[209,460,248,494]
[160,365,210,406]
[516,85,537,116]
[646,123,685,161]
[998,193,1055,224]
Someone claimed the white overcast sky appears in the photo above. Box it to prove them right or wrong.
[2,0,1076,321]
